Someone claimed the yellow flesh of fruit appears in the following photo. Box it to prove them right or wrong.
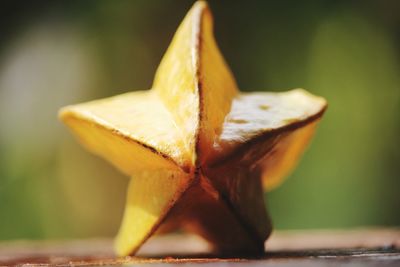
[59,1,327,256]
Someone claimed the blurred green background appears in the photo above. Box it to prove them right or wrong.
[0,0,399,240]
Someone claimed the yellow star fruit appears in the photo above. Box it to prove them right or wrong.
[59,1,327,256]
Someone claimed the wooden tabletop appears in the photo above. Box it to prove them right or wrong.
[0,228,399,266]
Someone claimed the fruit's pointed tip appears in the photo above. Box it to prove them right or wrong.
[190,0,211,16]
[113,239,129,257]
[58,104,82,124]
[291,88,328,107]
[58,106,71,122]
[58,105,84,126]
[194,0,208,8]
[114,223,142,257]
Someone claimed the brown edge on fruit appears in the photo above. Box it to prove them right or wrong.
[127,3,209,255]
[60,109,199,256]
[198,103,327,252]
[58,109,191,174]
[192,1,209,168]
[191,2,273,252]
[59,3,207,256]
[201,175,268,254]
[209,103,328,168]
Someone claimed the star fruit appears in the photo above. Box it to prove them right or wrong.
[59,1,327,256]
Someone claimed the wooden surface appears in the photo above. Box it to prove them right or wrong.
[0,229,399,266]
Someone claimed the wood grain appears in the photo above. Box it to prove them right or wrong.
[0,228,399,266]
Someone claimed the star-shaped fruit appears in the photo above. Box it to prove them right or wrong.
[59,1,326,256]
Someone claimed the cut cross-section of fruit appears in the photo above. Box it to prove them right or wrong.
[59,0,327,257]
